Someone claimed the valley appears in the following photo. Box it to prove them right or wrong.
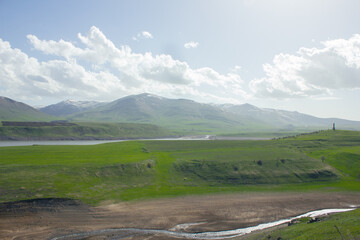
[2,1,360,238]
[0,130,360,239]
[1,95,360,239]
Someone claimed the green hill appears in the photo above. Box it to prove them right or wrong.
[0,96,54,122]
[1,130,359,205]
[0,122,172,140]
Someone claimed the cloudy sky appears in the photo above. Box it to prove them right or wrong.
[1,0,360,120]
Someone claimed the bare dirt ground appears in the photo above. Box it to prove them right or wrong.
[1,192,359,240]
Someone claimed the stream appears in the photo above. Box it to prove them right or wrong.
[50,208,355,240]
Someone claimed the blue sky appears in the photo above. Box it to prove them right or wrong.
[1,0,360,120]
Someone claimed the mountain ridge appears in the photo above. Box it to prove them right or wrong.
[0,96,54,122]
[1,94,360,133]
[48,93,360,132]
[66,93,259,133]
[40,100,106,116]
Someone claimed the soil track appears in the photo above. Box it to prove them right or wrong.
[1,192,359,240]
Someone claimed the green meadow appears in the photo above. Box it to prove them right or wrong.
[244,208,360,240]
[0,130,359,205]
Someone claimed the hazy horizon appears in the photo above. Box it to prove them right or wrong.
[1,0,360,120]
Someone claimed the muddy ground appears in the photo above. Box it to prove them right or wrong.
[0,192,359,240]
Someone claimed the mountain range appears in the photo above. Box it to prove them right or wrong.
[1,93,360,134]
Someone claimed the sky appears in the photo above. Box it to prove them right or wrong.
[1,0,360,120]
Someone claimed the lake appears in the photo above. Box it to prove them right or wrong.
[0,135,271,147]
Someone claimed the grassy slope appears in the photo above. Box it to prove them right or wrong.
[72,116,270,136]
[282,130,360,191]
[1,130,359,205]
[244,208,360,240]
[0,141,155,203]
[146,140,336,185]
[0,122,172,140]
[0,111,54,122]
[0,98,55,122]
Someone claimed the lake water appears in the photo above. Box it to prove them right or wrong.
[0,140,126,147]
[0,136,209,147]
[0,136,271,147]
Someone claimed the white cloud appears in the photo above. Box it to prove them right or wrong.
[0,37,126,101]
[142,31,153,39]
[6,27,360,105]
[184,41,199,49]
[230,65,242,73]
[27,35,83,60]
[250,34,360,98]
[132,31,153,41]
[0,26,246,104]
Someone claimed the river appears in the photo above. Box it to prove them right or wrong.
[50,208,355,240]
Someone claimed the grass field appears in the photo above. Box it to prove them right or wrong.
[0,130,359,205]
[244,208,360,240]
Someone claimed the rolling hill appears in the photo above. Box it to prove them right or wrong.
[1,130,359,204]
[0,96,54,122]
[0,122,172,140]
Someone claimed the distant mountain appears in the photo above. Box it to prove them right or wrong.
[3,94,360,134]
[68,93,265,133]
[40,100,106,116]
[0,96,54,121]
[219,103,360,130]
[67,93,360,132]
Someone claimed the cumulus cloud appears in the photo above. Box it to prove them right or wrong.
[132,31,153,41]
[250,34,360,98]
[0,26,246,103]
[0,37,125,100]
[27,35,83,60]
[184,41,199,49]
